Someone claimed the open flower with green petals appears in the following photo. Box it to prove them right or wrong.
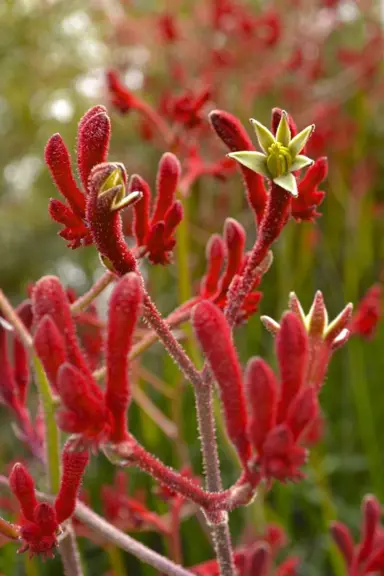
[228,111,315,197]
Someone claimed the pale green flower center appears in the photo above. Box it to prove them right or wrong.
[266,142,293,178]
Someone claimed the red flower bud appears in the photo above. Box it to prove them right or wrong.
[55,439,89,524]
[105,273,143,443]
[276,312,308,422]
[200,234,225,298]
[151,153,181,225]
[44,134,85,217]
[209,110,267,223]
[9,463,38,522]
[77,106,111,191]
[131,174,151,246]
[192,301,250,465]
[34,315,66,392]
[32,276,91,379]
[245,357,278,455]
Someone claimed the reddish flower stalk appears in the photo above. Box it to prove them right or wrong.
[225,182,292,326]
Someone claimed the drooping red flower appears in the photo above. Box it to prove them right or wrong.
[9,439,89,558]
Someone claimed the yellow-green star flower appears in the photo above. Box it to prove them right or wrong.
[228,111,315,197]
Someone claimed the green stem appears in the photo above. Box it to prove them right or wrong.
[33,357,61,492]
[106,545,126,576]
[310,450,345,576]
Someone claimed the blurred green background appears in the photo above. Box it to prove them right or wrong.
[0,0,384,574]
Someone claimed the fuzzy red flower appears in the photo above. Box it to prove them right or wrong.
[33,274,143,446]
[9,439,89,558]
[45,106,111,248]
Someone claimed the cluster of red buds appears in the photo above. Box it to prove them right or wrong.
[33,272,143,445]
[0,10,382,566]
[331,495,384,574]
[192,291,352,485]
[7,440,88,558]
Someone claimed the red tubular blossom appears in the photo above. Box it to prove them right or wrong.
[244,543,270,576]
[271,108,297,137]
[56,363,108,441]
[192,301,251,465]
[151,153,181,225]
[86,163,138,275]
[209,109,267,223]
[33,315,66,392]
[164,200,183,239]
[105,273,143,443]
[131,174,151,246]
[55,439,89,524]
[218,218,246,293]
[349,284,382,339]
[245,357,278,455]
[77,108,111,191]
[285,386,318,441]
[199,221,266,321]
[44,134,86,217]
[200,234,225,298]
[45,106,116,249]
[276,312,308,422]
[9,463,38,523]
[32,276,92,378]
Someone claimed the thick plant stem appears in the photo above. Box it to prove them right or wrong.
[195,382,236,576]
[142,292,236,575]
[109,439,230,511]
[58,526,83,576]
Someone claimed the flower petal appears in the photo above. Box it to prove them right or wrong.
[249,119,275,153]
[273,173,298,197]
[228,151,270,178]
[288,124,315,158]
[276,111,291,146]
[290,155,314,171]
